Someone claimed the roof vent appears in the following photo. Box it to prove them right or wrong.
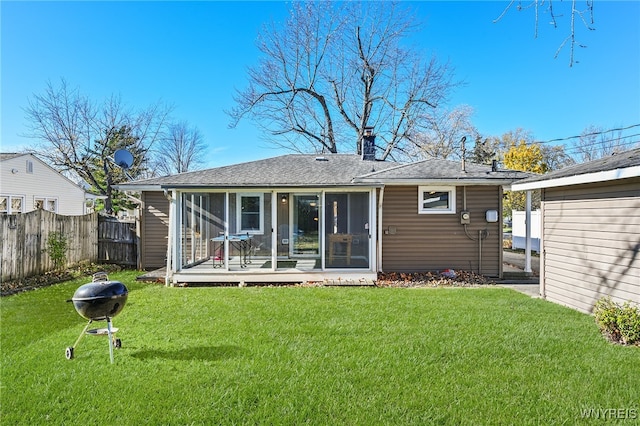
[315,156,329,162]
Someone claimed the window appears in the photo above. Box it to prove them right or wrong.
[0,195,25,214]
[237,193,263,234]
[418,186,456,214]
[35,197,58,213]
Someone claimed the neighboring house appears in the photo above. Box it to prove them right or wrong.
[512,148,640,313]
[117,136,530,285]
[0,153,95,215]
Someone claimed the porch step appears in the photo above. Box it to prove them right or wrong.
[322,279,376,286]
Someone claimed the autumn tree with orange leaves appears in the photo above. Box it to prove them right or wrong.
[502,141,548,218]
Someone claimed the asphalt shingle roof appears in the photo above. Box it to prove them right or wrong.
[118,153,532,189]
[124,154,398,188]
[354,157,530,183]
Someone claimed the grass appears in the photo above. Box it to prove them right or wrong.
[2,271,639,425]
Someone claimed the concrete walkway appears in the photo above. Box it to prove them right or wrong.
[503,250,540,275]
[500,250,541,298]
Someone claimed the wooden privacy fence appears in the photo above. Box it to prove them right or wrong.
[0,210,98,282]
[98,216,138,266]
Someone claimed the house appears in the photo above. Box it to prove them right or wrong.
[0,153,97,215]
[512,147,640,313]
[117,136,531,285]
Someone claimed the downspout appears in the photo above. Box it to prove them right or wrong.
[377,186,385,272]
[163,189,174,287]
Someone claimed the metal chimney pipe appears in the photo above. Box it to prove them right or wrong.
[460,136,467,173]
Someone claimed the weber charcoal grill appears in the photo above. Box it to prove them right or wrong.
[66,272,128,363]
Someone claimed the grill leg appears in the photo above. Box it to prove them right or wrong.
[106,317,115,364]
[67,320,92,360]
[72,320,92,349]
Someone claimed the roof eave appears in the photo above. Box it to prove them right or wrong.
[113,184,164,192]
[354,178,526,186]
[511,165,640,191]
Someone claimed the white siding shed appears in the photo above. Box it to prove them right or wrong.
[513,148,640,313]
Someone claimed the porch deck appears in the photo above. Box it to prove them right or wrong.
[140,256,377,286]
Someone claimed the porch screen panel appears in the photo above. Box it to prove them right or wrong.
[181,193,213,267]
[208,193,226,263]
[324,192,370,269]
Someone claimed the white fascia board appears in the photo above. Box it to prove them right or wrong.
[511,165,640,191]
[113,184,163,192]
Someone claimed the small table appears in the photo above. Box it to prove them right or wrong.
[211,234,253,268]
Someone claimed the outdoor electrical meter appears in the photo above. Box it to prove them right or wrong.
[460,211,471,225]
[486,210,499,223]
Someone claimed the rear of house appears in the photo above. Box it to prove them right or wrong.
[119,153,529,284]
[379,185,502,276]
[513,148,640,313]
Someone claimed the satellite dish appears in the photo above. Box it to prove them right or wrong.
[113,149,134,169]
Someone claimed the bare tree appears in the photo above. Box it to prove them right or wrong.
[153,121,207,175]
[572,125,633,163]
[228,1,457,160]
[494,0,595,66]
[23,79,171,214]
[408,105,479,160]
[540,144,575,170]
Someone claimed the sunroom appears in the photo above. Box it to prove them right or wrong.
[171,187,378,283]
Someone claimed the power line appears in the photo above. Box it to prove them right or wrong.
[535,124,640,145]
[561,138,640,155]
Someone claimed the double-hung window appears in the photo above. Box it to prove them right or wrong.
[418,186,456,214]
[237,193,263,234]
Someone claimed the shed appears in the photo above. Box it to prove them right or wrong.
[512,148,640,313]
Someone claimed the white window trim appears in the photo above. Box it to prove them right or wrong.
[236,193,264,234]
[1,195,26,214]
[35,196,58,213]
[418,186,456,214]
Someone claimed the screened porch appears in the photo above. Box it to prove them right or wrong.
[171,189,376,281]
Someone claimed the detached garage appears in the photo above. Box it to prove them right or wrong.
[512,148,640,313]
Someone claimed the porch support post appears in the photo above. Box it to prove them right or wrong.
[224,192,229,270]
[525,190,532,275]
[377,187,384,272]
[164,189,177,286]
[271,190,277,270]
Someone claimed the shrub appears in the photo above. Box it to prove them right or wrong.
[594,297,640,346]
[46,231,68,270]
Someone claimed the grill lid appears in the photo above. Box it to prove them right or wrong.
[72,281,128,301]
[71,281,128,320]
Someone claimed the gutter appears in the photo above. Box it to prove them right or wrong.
[512,165,640,191]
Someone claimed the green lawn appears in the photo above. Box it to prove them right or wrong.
[2,271,638,425]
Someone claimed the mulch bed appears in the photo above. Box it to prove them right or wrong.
[1,263,125,296]
[3,265,495,295]
[376,270,496,288]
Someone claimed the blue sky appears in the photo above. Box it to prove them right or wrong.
[2,1,639,168]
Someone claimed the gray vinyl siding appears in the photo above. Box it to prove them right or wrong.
[541,177,640,313]
[381,185,502,276]
[141,191,170,269]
